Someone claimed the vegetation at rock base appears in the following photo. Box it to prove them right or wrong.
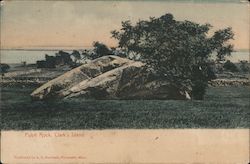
[111,13,234,100]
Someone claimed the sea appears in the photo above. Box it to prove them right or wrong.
[0,49,74,64]
[0,49,249,64]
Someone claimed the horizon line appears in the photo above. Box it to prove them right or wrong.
[1,47,249,52]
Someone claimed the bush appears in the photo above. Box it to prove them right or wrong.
[239,60,249,73]
[91,41,113,59]
[0,63,10,73]
[223,60,238,72]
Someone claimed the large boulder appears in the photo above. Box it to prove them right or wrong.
[31,55,191,100]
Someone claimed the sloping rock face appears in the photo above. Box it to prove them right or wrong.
[31,55,191,100]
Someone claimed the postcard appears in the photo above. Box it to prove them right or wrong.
[0,0,249,163]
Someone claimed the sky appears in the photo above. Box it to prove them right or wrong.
[0,0,249,50]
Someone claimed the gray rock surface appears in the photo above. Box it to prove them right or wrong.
[31,55,191,100]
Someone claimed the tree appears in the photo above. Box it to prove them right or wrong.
[111,13,234,100]
[80,49,90,62]
[57,51,73,65]
[91,41,113,59]
[223,60,238,72]
[71,50,82,63]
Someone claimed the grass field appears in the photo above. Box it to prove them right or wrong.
[1,86,249,130]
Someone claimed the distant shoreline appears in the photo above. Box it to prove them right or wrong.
[1,48,249,52]
[0,48,91,51]
[1,49,249,64]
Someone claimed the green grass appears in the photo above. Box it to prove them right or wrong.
[1,86,249,130]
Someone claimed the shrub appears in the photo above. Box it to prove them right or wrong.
[223,60,238,72]
[239,60,249,73]
[91,41,113,59]
[0,63,10,73]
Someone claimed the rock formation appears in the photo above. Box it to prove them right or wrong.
[31,55,191,100]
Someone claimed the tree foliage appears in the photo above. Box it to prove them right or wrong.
[91,41,112,59]
[71,50,82,63]
[111,13,234,99]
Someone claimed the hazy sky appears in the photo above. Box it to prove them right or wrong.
[0,0,249,50]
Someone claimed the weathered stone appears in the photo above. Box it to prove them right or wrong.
[31,55,191,100]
